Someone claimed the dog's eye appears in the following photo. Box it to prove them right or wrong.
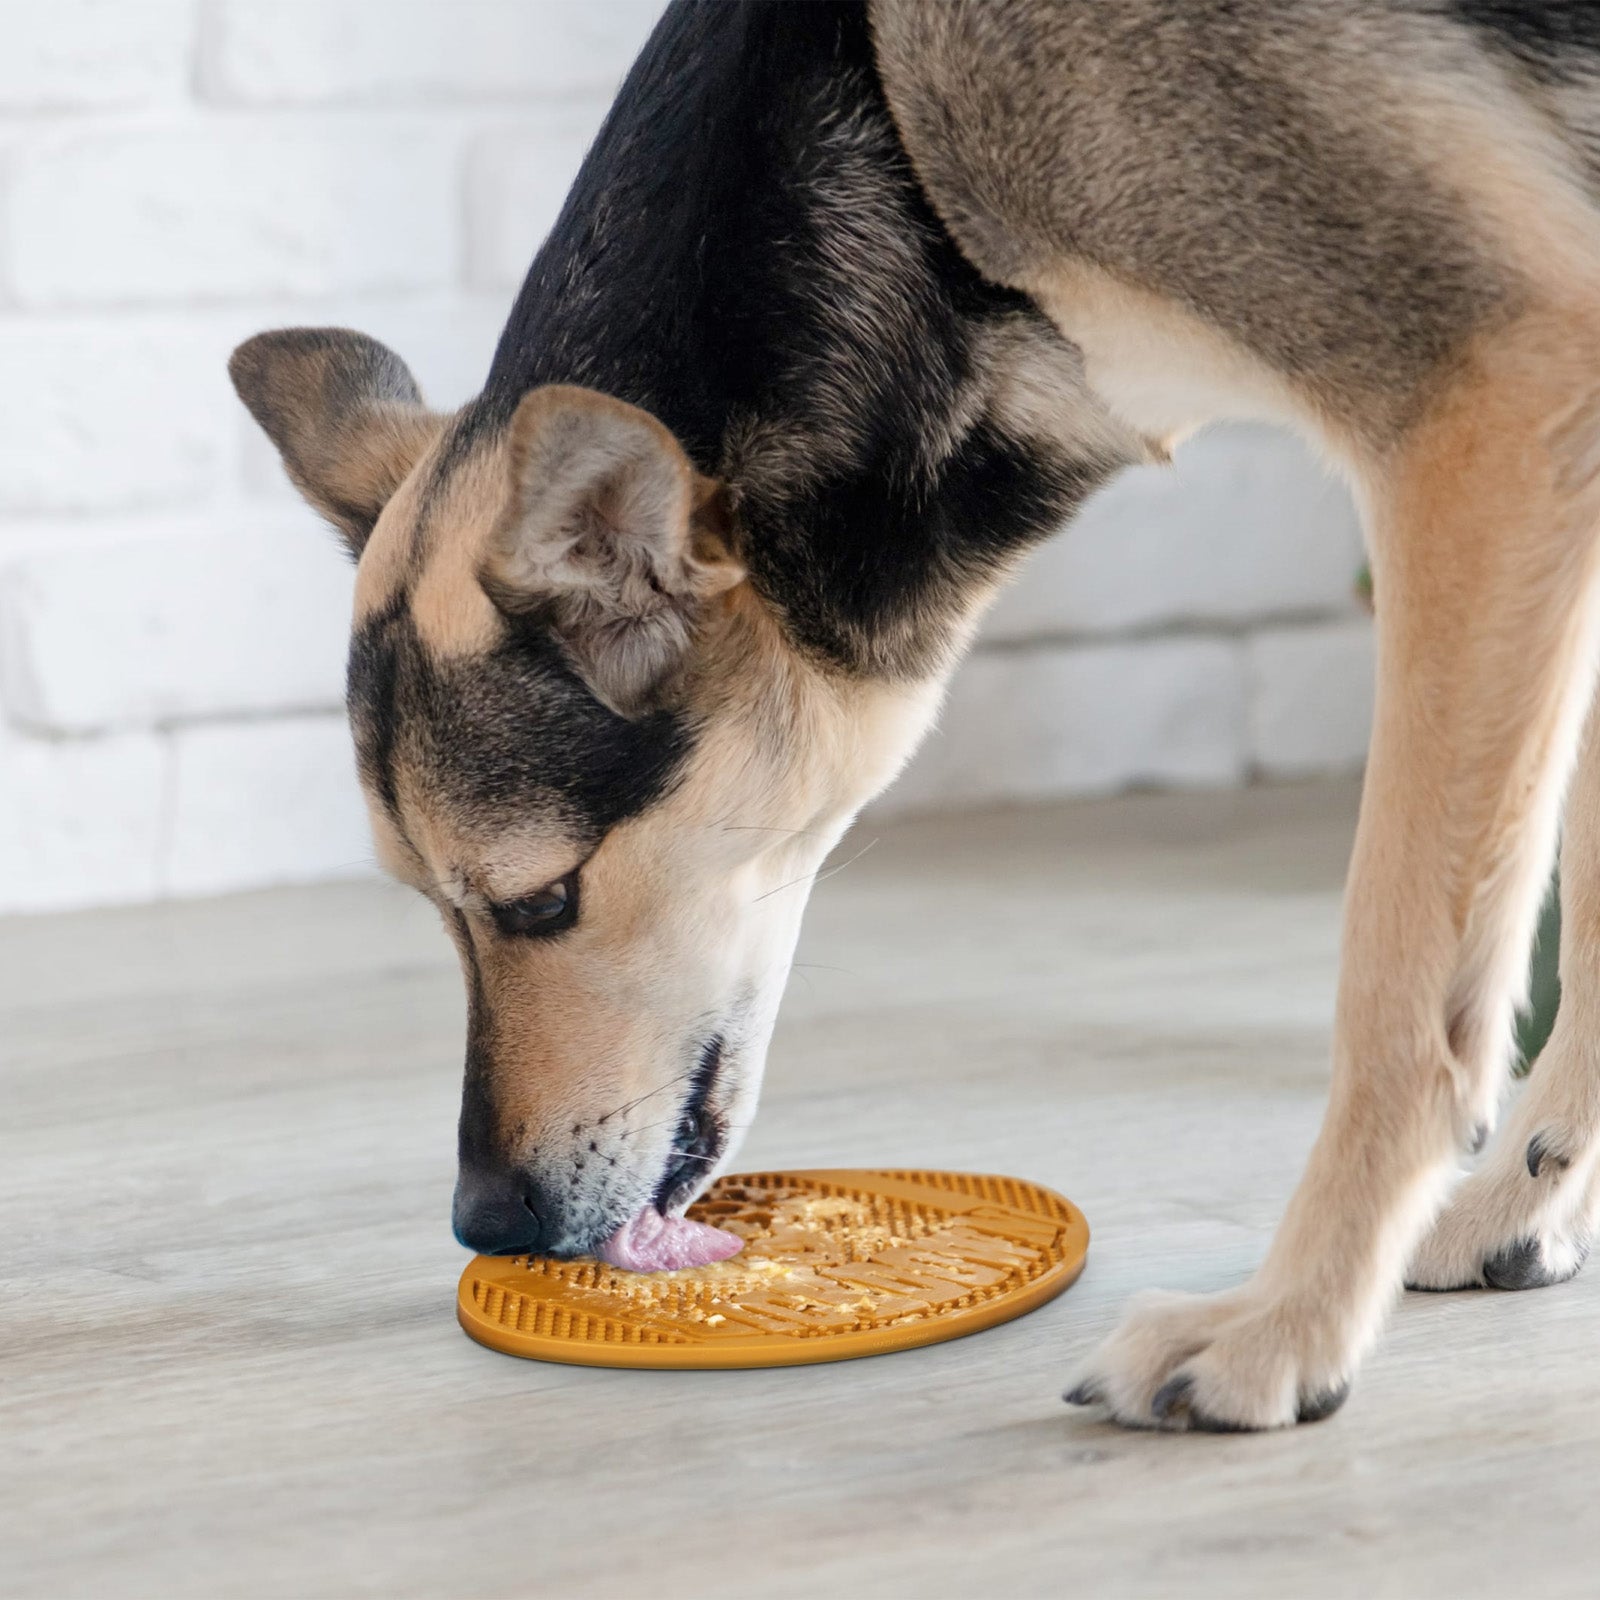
[490,871,580,939]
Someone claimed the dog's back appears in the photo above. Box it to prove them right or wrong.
[873,0,1600,441]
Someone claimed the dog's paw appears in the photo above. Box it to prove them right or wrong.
[1063,1288,1352,1433]
[1406,1138,1592,1291]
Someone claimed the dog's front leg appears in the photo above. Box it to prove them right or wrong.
[1069,310,1600,1430]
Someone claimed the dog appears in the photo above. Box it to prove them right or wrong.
[229,0,1600,1430]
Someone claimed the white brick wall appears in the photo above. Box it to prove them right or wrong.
[465,114,598,290]
[0,2,193,111]
[0,1,1376,916]
[13,122,462,306]
[1246,617,1377,779]
[878,636,1250,816]
[0,513,353,733]
[202,0,666,105]
[165,714,372,898]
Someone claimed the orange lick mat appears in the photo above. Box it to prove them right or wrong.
[456,1168,1089,1368]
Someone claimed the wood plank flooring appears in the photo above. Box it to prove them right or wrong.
[4,779,1595,1598]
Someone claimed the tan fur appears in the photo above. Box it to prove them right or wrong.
[1393,58,1600,315]
[860,0,1600,1424]
[321,405,443,540]
[337,391,948,1197]
[228,328,443,555]
[352,427,447,625]
[1070,305,1600,1427]
[1025,259,1343,450]
[972,316,1158,467]
[482,387,744,714]
[390,575,943,1181]
[404,449,507,659]
[1410,688,1600,1290]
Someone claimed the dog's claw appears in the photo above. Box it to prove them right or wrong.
[1525,1130,1570,1179]
[1063,1380,1104,1408]
[1527,1134,1547,1178]
[1150,1373,1193,1423]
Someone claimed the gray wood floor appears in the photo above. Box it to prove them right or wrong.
[4,779,1596,1599]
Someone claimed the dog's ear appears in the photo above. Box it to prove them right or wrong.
[228,328,444,557]
[484,385,745,716]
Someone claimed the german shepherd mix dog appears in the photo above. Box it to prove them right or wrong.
[231,0,1600,1429]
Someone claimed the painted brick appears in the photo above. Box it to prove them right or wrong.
[465,116,602,291]
[0,513,195,568]
[0,322,228,514]
[986,426,1365,640]
[0,722,166,914]
[875,637,1247,818]
[0,297,508,521]
[0,513,353,734]
[205,0,662,105]
[163,715,373,897]
[0,1,193,111]
[1245,616,1375,778]
[0,0,1381,918]
[11,122,459,307]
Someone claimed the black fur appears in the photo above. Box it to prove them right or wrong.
[1450,1,1600,78]
[453,905,499,1170]
[346,592,408,817]
[652,1034,726,1211]
[346,601,689,838]
[471,0,1119,677]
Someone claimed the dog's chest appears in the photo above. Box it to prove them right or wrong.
[1026,262,1314,449]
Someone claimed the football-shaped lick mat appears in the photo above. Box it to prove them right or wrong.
[456,1169,1090,1369]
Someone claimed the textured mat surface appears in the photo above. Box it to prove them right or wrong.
[457,1168,1090,1368]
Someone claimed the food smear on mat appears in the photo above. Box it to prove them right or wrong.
[581,1183,1044,1332]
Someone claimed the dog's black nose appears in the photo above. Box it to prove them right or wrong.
[452,1163,559,1255]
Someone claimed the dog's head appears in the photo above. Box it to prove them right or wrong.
[230,329,939,1258]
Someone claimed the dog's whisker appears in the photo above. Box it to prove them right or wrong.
[597,1069,699,1126]
[810,836,878,885]
[628,1116,691,1139]
[752,837,878,904]
[716,822,825,839]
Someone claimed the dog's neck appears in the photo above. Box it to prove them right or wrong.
[477,0,1137,681]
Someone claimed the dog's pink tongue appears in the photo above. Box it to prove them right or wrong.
[599,1206,744,1273]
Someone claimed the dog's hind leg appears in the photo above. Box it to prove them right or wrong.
[1068,307,1600,1429]
[1410,682,1600,1291]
